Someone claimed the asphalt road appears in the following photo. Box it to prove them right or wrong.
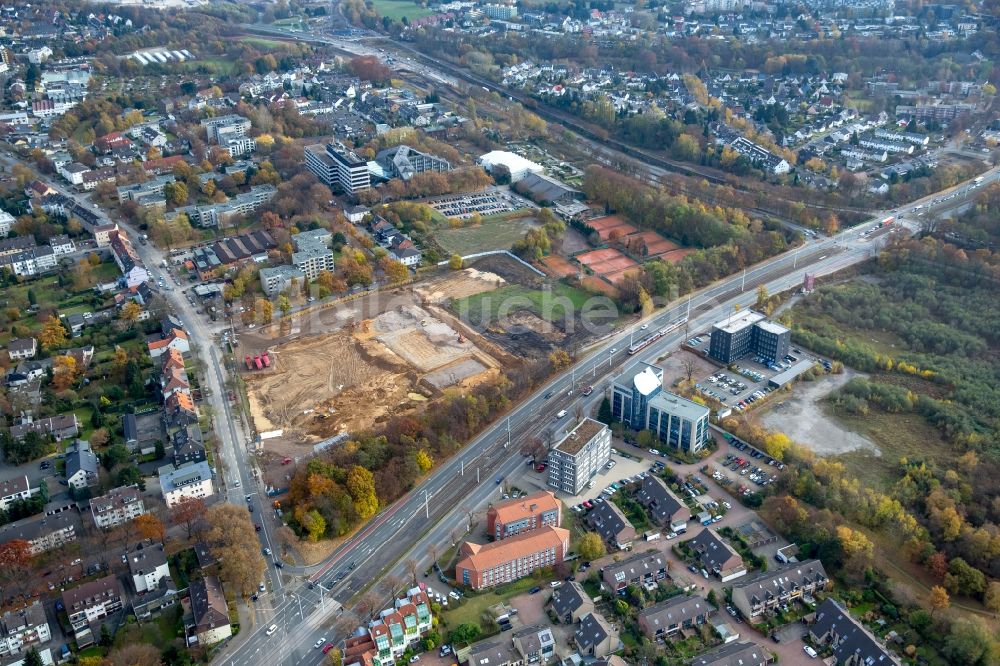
[214,162,1000,666]
[4,130,997,666]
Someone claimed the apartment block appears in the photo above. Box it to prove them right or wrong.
[0,602,51,658]
[201,115,251,143]
[91,485,145,529]
[159,461,214,508]
[128,544,171,593]
[547,418,611,495]
[486,491,561,541]
[259,265,306,297]
[63,575,124,647]
[0,509,79,555]
[342,588,433,666]
[188,575,232,647]
[0,476,35,510]
[456,525,570,589]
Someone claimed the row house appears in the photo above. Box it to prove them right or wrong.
[187,575,231,647]
[9,413,79,442]
[638,594,715,640]
[683,529,747,582]
[343,589,433,666]
[0,476,35,510]
[808,598,901,665]
[586,500,636,551]
[600,550,668,593]
[635,475,690,533]
[730,559,829,622]
[108,231,149,288]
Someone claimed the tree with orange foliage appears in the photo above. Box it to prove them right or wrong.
[135,514,166,543]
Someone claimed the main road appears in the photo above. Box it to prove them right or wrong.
[215,162,999,666]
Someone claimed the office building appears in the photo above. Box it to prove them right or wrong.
[645,392,710,453]
[305,142,371,194]
[547,418,611,495]
[708,311,790,364]
[611,364,663,429]
[375,145,452,181]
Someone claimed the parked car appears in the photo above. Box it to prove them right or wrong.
[529,586,542,594]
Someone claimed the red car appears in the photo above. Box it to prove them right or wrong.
[322,644,335,654]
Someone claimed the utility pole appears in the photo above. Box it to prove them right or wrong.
[424,490,429,519]
[461,459,464,476]
[741,267,746,292]
[506,417,511,448]
[476,467,480,484]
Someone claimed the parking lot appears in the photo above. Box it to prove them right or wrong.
[427,190,530,219]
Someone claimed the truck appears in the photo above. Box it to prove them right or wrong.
[261,352,271,368]
[245,355,254,371]
[254,355,263,370]
[974,176,984,186]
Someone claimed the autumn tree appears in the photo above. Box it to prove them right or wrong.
[51,354,80,391]
[38,315,68,350]
[548,349,571,370]
[346,465,378,520]
[170,496,206,540]
[119,301,143,327]
[135,514,166,543]
[577,532,606,561]
[929,585,950,616]
[205,503,266,600]
[277,294,291,317]
[413,450,433,473]
[449,254,463,270]
[256,298,274,323]
[0,540,33,603]
[380,257,410,284]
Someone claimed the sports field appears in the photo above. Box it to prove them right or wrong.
[371,0,436,21]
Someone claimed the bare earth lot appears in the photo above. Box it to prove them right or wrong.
[759,369,880,456]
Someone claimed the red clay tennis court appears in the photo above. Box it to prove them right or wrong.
[628,231,681,257]
[588,216,638,241]
[576,248,638,275]
[540,254,577,277]
[658,248,695,263]
[603,267,643,284]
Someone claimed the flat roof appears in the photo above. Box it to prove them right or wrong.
[713,310,766,335]
[648,391,709,421]
[634,366,661,396]
[555,418,608,455]
[769,359,816,387]
[755,320,789,335]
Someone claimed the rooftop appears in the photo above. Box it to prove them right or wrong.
[712,310,766,334]
[647,391,710,422]
[458,525,569,572]
[554,418,608,455]
[755,320,789,335]
[633,365,661,396]
[490,491,560,525]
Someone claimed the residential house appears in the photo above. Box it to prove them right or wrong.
[108,231,149,288]
[0,509,79,555]
[463,640,519,666]
[486,491,561,541]
[172,424,206,467]
[0,602,51,658]
[683,529,746,582]
[635,475,691,533]
[159,461,214,508]
[575,612,618,658]
[638,594,715,640]
[690,641,772,666]
[549,581,595,624]
[730,560,829,622]
[365,588,434,661]
[512,625,555,664]
[132,578,179,621]
[65,439,100,489]
[601,550,668,593]
[48,234,74,255]
[63,575,124,647]
[147,328,190,358]
[0,476,34,510]
[456,525,570,589]
[127,543,171,593]
[9,413,79,442]
[92,223,118,247]
[187,576,231,647]
[586,500,636,551]
[90,485,145,529]
[164,392,199,427]
[808,598,901,665]
[5,338,37,361]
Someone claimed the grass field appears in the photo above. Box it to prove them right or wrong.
[454,283,593,324]
[433,216,538,256]
[240,37,287,48]
[370,0,436,21]
[440,575,540,631]
[828,407,951,490]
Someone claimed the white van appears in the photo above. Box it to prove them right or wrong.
[266,624,279,637]
[644,531,661,542]
[555,410,567,419]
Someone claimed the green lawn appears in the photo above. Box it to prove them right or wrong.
[432,216,539,256]
[241,37,287,48]
[453,283,594,325]
[441,575,542,632]
[370,0,436,21]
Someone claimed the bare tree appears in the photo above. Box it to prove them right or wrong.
[405,558,419,586]
[681,356,697,384]
[426,544,439,569]
[383,574,403,598]
[355,591,381,620]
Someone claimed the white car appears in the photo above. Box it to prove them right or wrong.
[314,638,327,649]
[804,646,818,658]
[666,532,677,540]
[549,581,562,588]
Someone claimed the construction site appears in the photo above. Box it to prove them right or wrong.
[242,263,518,458]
